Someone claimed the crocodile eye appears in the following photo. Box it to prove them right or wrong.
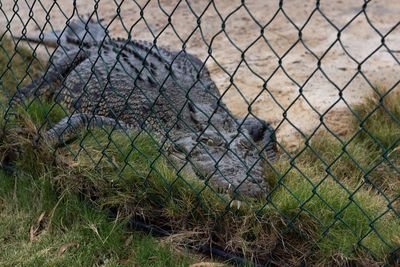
[200,137,214,146]
[201,137,225,147]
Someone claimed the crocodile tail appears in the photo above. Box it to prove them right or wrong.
[12,31,63,48]
[63,15,108,46]
[12,15,108,48]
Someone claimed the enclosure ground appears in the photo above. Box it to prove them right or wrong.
[1,0,400,149]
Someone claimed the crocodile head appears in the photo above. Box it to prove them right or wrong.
[167,103,277,197]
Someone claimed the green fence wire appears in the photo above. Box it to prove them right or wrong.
[0,0,399,265]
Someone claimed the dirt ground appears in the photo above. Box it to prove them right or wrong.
[1,0,399,149]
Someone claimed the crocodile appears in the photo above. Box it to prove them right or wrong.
[12,15,277,197]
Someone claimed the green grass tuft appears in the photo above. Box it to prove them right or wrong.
[0,36,44,98]
[0,171,197,266]
[354,87,400,149]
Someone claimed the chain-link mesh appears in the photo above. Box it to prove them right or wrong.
[0,0,399,265]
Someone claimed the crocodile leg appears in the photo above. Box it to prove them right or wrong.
[41,113,129,146]
[241,116,277,162]
[13,49,89,104]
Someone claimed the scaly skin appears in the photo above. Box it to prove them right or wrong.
[13,15,277,197]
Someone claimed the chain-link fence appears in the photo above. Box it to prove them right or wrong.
[0,0,399,265]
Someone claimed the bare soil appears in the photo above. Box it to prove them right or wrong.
[1,0,399,149]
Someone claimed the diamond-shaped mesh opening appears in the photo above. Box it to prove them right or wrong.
[0,1,399,265]
[262,11,299,56]
[319,0,364,29]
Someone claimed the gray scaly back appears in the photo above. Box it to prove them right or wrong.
[13,15,277,197]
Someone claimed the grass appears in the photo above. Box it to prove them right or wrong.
[0,36,399,266]
[0,35,44,99]
[0,170,199,266]
[266,87,399,263]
